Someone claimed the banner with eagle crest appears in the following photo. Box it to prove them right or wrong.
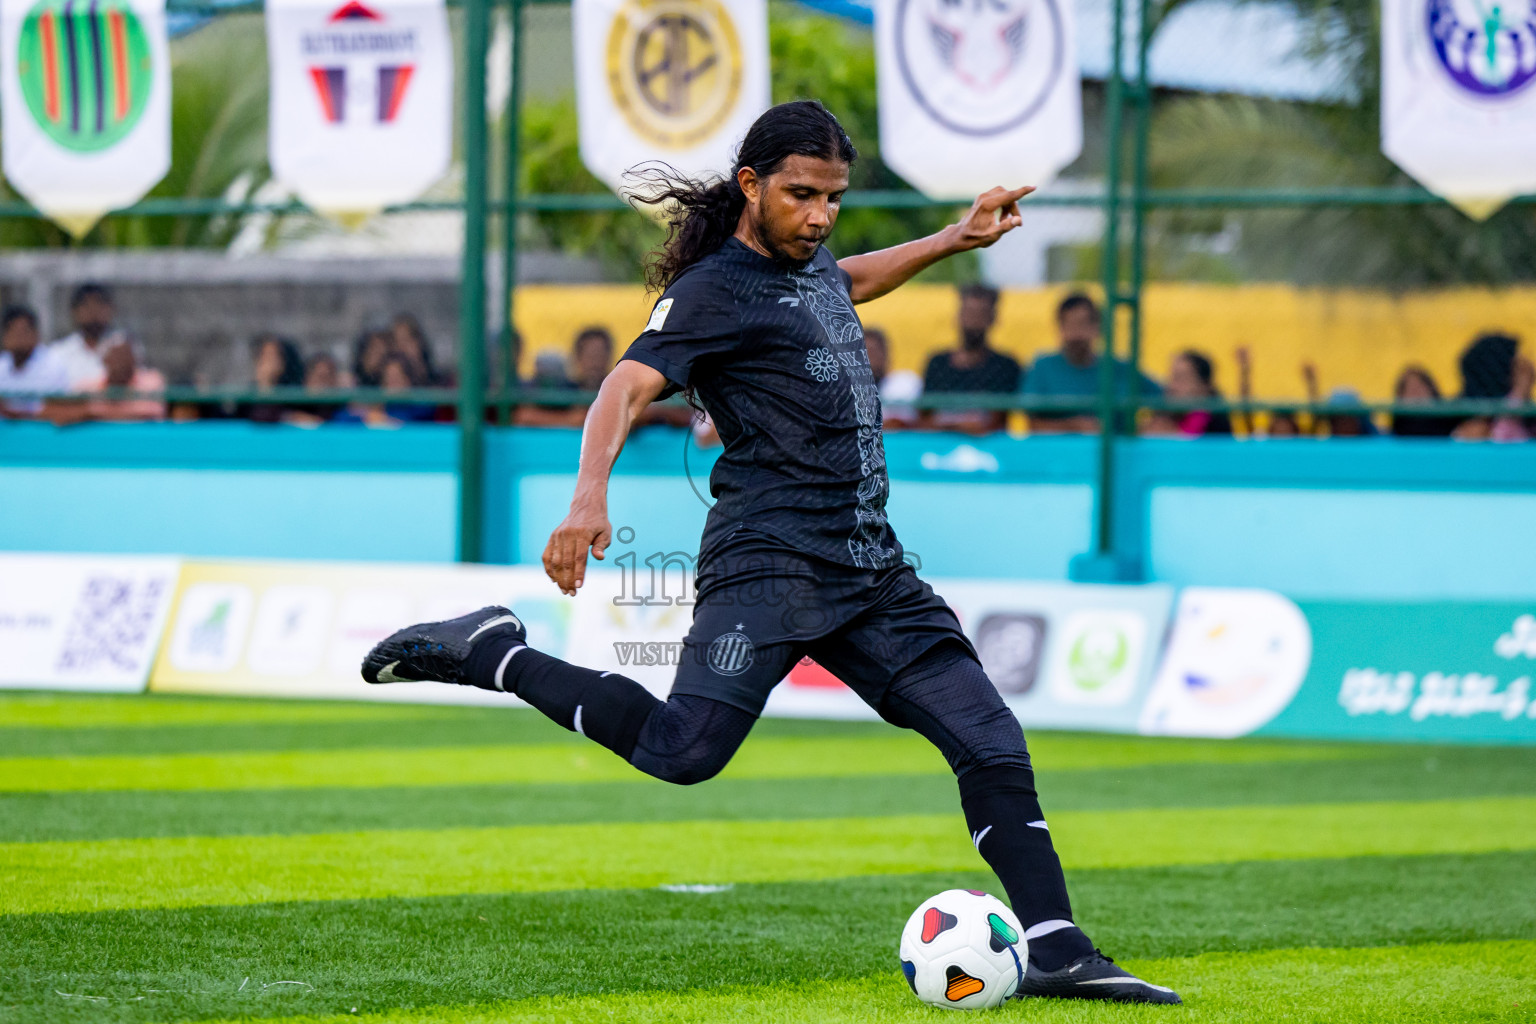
[874,0,1082,199]
[1382,0,1536,218]
[266,0,452,219]
[0,0,170,237]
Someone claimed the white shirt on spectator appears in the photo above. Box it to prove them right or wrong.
[46,330,127,390]
[0,346,70,415]
[880,368,924,422]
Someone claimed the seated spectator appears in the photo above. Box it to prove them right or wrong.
[353,328,392,388]
[517,328,613,427]
[1453,332,1532,442]
[380,353,437,423]
[1144,350,1231,436]
[1390,365,1453,438]
[47,283,130,391]
[392,312,448,386]
[1023,292,1158,434]
[86,341,166,421]
[0,304,90,423]
[865,326,923,428]
[286,353,344,427]
[241,334,306,424]
[922,284,1020,433]
[1321,387,1377,437]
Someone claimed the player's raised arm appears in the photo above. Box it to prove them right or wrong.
[837,185,1034,304]
[543,359,669,595]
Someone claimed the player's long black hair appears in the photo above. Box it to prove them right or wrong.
[625,100,858,293]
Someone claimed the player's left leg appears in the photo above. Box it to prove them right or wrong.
[809,567,1180,1004]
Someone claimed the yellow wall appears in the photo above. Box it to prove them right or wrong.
[514,283,1536,400]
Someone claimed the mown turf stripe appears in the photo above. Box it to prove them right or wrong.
[0,732,1372,793]
[0,694,469,729]
[168,940,1536,1024]
[7,747,1534,843]
[5,854,1533,1024]
[5,796,1533,916]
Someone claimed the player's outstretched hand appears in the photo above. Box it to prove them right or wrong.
[953,185,1035,250]
[543,503,611,596]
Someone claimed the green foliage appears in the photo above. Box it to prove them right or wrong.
[1143,1,1536,285]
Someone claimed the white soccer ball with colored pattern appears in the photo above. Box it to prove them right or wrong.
[898,889,1025,1010]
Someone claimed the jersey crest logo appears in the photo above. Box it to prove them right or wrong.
[707,630,754,676]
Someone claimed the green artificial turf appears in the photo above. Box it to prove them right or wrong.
[2,693,1534,1024]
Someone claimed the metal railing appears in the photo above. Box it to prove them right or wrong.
[3,0,1529,569]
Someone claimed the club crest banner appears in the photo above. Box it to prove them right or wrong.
[572,0,769,196]
[266,0,452,217]
[1382,0,1536,219]
[874,0,1082,199]
[0,0,170,237]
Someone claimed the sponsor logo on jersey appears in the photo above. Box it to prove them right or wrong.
[604,0,744,148]
[16,0,154,152]
[645,296,674,331]
[1426,0,1536,99]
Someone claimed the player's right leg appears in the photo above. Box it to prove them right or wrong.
[361,605,787,785]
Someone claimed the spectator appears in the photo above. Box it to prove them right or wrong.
[865,326,923,428]
[380,353,436,423]
[1023,292,1158,434]
[47,283,128,390]
[286,353,343,427]
[922,285,1020,433]
[1453,332,1532,441]
[86,341,166,421]
[391,312,447,386]
[1390,365,1453,438]
[353,328,392,388]
[1144,350,1230,436]
[1321,388,1377,437]
[517,329,612,427]
[242,334,306,424]
[0,304,80,421]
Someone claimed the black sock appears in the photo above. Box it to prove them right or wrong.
[958,764,1096,971]
[464,637,658,760]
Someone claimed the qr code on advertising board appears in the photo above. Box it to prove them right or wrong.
[55,575,169,674]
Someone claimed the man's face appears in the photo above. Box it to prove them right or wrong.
[1058,306,1099,350]
[743,154,849,264]
[73,295,113,340]
[574,336,612,383]
[2,317,37,358]
[864,333,888,379]
[959,294,997,337]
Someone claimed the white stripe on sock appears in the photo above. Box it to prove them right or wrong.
[1026,819,1049,830]
[573,705,585,737]
[492,644,526,692]
[1022,919,1075,942]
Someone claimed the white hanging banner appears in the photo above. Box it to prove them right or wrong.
[573,0,769,195]
[0,0,170,237]
[874,0,1082,200]
[1382,0,1536,219]
[266,0,452,218]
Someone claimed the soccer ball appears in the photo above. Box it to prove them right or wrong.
[898,890,1025,1010]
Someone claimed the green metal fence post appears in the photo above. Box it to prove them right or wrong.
[457,0,491,563]
[1069,0,1127,582]
[498,0,524,425]
[1127,0,1153,376]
